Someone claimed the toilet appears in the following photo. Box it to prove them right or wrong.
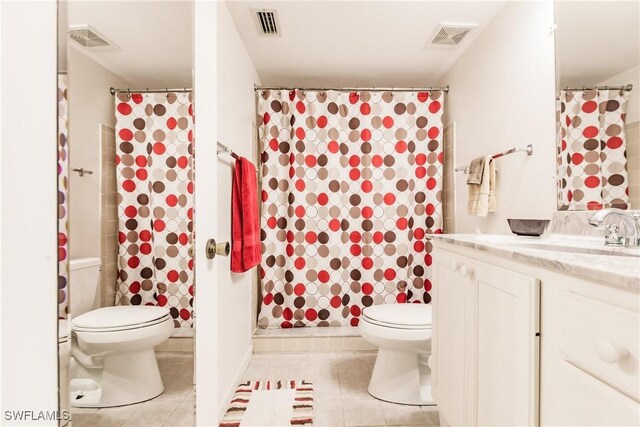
[359,303,433,405]
[58,320,71,426]
[69,258,173,408]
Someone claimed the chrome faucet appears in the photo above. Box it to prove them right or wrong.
[588,208,640,247]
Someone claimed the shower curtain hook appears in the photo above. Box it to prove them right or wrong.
[146,88,149,93]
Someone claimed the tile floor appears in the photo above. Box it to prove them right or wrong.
[70,352,194,427]
[70,351,439,427]
[241,351,439,427]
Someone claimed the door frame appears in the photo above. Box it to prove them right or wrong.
[194,1,219,425]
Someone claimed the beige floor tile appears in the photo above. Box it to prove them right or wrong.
[121,401,176,427]
[162,402,195,427]
[380,400,427,426]
[313,378,342,400]
[339,377,374,401]
[342,399,386,427]
[422,406,441,426]
[313,398,344,427]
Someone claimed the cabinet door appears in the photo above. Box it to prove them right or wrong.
[432,250,472,426]
[472,262,540,427]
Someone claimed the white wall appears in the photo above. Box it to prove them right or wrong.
[598,64,640,124]
[440,1,557,234]
[215,1,261,417]
[67,46,130,259]
[0,1,59,424]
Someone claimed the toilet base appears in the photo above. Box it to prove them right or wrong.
[368,348,434,406]
[71,349,164,408]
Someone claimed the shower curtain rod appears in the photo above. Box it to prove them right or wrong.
[254,85,450,93]
[561,84,633,92]
[109,87,193,95]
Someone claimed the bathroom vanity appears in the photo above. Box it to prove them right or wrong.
[430,234,640,427]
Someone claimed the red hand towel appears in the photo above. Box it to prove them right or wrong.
[231,156,261,273]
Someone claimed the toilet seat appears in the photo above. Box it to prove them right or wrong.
[72,306,171,333]
[362,303,432,330]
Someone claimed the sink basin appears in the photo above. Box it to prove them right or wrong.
[472,234,640,258]
[500,242,640,258]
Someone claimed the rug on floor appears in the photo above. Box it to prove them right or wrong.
[220,380,313,427]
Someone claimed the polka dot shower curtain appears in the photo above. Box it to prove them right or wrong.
[114,92,194,329]
[257,90,444,329]
[58,74,69,319]
[558,89,630,210]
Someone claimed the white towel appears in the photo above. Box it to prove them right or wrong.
[467,156,496,217]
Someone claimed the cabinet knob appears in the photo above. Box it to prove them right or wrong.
[454,261,463,271]
[596,341,629,364]
[460,264,474,278]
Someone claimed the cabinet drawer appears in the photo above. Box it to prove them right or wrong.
[559,290,639,400]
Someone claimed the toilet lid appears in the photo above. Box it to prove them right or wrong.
[71,306,171,331]
[362,304,432,328]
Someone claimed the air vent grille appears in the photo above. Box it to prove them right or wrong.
[430,25,475,46]
[69,26,114,48]
[254,9,280,36]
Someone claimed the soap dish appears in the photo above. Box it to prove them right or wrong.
[507,219,550,236]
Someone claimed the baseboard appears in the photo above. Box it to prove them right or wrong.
[218,344,253,421]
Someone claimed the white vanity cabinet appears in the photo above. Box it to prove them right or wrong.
[432,247,539,427]
[431,237,640,427]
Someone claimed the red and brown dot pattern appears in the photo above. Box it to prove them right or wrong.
[115,92,194,329]
[558,89,630,210]
[58,75,69,319]
[257,90,444,329]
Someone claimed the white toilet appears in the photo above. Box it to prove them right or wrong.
[359,303,433,405]
[69,258,173,408]
[58,320,71,426]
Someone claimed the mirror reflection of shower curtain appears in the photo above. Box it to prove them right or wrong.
[257,89,444,329]
[58,74,70,319]
[114,92,194,329]
[558,89,630,210]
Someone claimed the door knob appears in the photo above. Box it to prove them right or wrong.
[205,239,230,260]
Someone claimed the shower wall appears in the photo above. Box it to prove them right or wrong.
[100,124,118,307]
[68,47,131,260]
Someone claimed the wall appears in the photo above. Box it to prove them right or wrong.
[1,1,59,424]
[597,65,640,209]
[216,1,261,417]
[67,46,130,259]
[99,125,118,307]
[440,1,557,234]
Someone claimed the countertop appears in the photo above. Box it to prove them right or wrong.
[431,234,640,291]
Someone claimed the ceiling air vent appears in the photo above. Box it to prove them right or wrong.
[253,9,280,36]
[68,25,116,49]
[429,24,476,47]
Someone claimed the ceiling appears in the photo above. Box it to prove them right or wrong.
[62,0,193,88]
[556,1,640,86]
[225,1,507,87]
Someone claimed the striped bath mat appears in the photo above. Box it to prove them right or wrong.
[220,380,313,426]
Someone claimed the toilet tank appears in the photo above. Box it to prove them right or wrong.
[69,258,102,317]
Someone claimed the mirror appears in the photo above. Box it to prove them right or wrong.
[57,1,195,424]
[555,1,639,211]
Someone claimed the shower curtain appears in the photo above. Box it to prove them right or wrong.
[58,74,69,319]
[114,92,194,329]
[558,89,630,210]
[257,89,444,328]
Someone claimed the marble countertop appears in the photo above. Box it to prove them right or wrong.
[431,234,640,291]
